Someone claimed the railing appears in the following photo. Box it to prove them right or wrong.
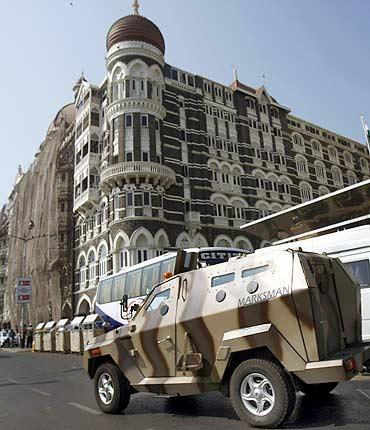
[101,161,176,188]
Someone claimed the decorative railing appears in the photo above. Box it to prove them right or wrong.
[101,161,176,189]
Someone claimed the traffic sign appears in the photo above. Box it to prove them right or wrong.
[16,277,32,304]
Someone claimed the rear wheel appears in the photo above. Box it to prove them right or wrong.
[300,382,338,397]
[94,362,130,414]
[230,359,296,428]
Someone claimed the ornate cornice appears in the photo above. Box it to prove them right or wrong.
[106,98,166,122]
[107,41,165,69]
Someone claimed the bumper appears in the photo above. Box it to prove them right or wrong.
[294,344,370,384]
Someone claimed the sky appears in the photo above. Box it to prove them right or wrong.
[0,0,369,204]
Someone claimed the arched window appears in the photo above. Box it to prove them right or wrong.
[209,162,219,182]
[136,234,149,264]
[347,171,357,185]
[213,196,228,218]
[87,251,96,281]
[311,140,322,158]
[318,186,330,197]
[279,176,291,194]
[230,198,247,220]
[328,146,338,163]
[292,133,305,152]
[267,174,279,192]
[254,171,266,190]
[296,155,308,176]
[314,161,326,183]
[221,165,231,184]
[343,151,353,167]
[78,255,86,286]
[331,166,342,187]
[256,201,270,218]
[300,182,312,202]
[98,245,108,278]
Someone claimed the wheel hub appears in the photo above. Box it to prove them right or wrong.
[240,372,275,417]
[98,372,115,405]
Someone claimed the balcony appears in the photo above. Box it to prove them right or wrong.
[101,161,176,191]
[73,188,100,214]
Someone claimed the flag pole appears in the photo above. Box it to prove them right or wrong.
[360,115,370,154]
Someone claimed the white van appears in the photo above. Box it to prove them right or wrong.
[255,226,370,341]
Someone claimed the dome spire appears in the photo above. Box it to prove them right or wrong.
[132,0,140,15]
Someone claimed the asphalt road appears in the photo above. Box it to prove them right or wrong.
[1,349,370,430]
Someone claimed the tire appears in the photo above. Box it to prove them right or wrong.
[300,382,338,397]
[94,362,130,414]
[230,359,296,428]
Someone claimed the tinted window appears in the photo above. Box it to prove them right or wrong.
[160,257,176,281]
[211,273,235,288]
[126,269,142,298]
[242,265,269,278]
[111,274,126,302]
[344,260,370,287]
[142,263,161,296]
[147,289,170,311]
[97,278,113,304]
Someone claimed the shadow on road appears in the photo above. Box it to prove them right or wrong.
[124,391,370,429]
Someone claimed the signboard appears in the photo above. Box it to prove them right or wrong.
[16,276,32,304]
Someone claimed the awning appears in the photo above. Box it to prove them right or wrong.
[241,179,370,244]
[82,314,100,324]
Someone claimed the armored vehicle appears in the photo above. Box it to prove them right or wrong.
[84,249,370,428]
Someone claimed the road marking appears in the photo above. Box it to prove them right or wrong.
[68,402,102,416]
[7,378,19,385]
[29,387,51,396]
[332,390,339,395]
[357,389,370,400]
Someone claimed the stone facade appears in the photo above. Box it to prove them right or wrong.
[0,206,8,322]
[72,10,370,315]
[3,105,75,328]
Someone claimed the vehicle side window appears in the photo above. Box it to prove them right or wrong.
[211,273,235,288]
[111,274,126,302]
[141,263,161,295]
[147,289,170,312]
[344,260,370,287]
[126,269,142,298]
[242,265,269,278]
[160,257,176,281]
[97,279,113,304]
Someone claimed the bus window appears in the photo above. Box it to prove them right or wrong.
[97,278,113,304]
[141,263,161,296]
[126,269,142,298]
[160,257,176,280]
[344,260,370,287]
[111,274,126,302]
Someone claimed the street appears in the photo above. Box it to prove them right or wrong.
[0,350,370,430]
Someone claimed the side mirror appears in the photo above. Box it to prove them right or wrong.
[120,294,128,315]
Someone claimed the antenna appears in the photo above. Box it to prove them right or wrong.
[132,0,140,15]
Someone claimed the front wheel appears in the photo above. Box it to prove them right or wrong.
[94,362,130,414]
[230,358,296,428]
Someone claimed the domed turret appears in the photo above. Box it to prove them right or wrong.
[106,1,165,54]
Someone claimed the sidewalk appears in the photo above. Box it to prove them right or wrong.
[0,347,32,353]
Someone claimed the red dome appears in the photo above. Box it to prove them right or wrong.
[107,14,165,54]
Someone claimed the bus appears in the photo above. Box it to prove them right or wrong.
[95,247,248,329]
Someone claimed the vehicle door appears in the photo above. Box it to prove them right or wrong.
[341,253,370,342]
[129,276,180,377]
